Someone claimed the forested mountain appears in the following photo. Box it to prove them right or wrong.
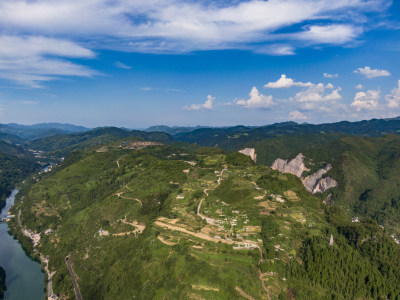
[0,141,39,211]
[9,142,400,299]
[4,117,400,299]
[145,125,209,135]
[174,118,400,149]
[26,127,173,158]
[0,123,89,141]
[300,135,400,230]
[0,132,24,145]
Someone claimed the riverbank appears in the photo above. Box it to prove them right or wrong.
[0,190,45,300]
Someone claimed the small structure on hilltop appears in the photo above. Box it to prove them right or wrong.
[98,228,109,237]
[329,234,334,246]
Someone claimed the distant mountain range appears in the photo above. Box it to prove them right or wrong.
[172,118,400,149]
[0,123,89,141]
[145,125,210,135]
[2,117,400,146]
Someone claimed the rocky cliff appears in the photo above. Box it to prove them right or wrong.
[271,153,338,194]
[271,153,310,178]
[239,148,257,162]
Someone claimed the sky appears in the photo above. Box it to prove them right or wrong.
[1,0,400,128]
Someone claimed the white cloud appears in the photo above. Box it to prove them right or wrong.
[355,84,364,89]
[140,87,156,91]
[0,0,388,53]
[115,61,132,69]
[354,66,391,79]
[324,88,342,101]
[351,89,380,111]
[323,73,338,78]
[20,100,38,105]
[293,83,342,110]
[289,110,307,120]
[255,44,295,56]
[294,24,360,44]
[265,74,313,88]
[0,0,390,86]
[385,80,400,108]
[235,87,274,109]
[184,95,215,110]
[0,35,96,87]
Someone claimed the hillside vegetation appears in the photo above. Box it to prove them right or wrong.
[26,127,173,158]
[178,128,400,237]
[0,141,39,211]
[174,118,400,148]
[9,141,400,299]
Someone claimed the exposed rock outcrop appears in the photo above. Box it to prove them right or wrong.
[271,153,309,178]
[302,163,338,194]
[312,176,338,194]
[271,153,338,194]
[239,148,257,162]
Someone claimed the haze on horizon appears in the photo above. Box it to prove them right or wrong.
[1,0,400,128]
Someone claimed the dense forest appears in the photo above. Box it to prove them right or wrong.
[0,152,39,211]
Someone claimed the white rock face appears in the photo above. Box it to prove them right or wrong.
[302,164,338,193]
[313,177,338,194]
[271,153,310,178]
[271,153,338,194]
[239,148,257,162]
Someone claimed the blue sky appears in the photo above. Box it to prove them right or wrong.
[0,0,400,128]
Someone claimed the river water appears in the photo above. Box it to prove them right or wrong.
[0,189,45,300]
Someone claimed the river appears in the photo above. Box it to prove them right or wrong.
[0,189,45,300]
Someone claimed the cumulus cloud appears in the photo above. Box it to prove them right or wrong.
[265,74,313,88]
[289,110,307,120]
[293,83,342,110]
[385,80,400,108]
[356,84,364,89]
[235,87,274,109]
[354,66,391,79]
[184,95,215,111]
[323,73,339,78]
[351,89,380,111]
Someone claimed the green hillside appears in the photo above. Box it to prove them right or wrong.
[9,142,400,299]
[0,141,39,211]
[0,123,88,141]
[301,135,400,232]
[174,118,400,148]
[26,127,173,158]
[228,133,400,236]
